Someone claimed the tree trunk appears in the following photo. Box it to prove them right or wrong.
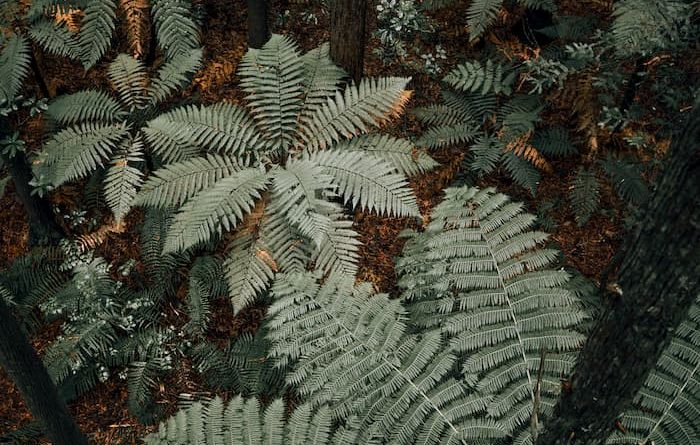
[539,106,700,444]
[0,118,63,246]
[246,0,270,49]
[330,0,367,84]
[0,297,89,445]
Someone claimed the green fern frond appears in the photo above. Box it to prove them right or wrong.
[258,204,311,274]
[444,59,516,95]
[611,0,691,56]
[334,134,437,176]
[569,166,600,226]
[127,357,165,417]
[502,151,541,195]
[469,134,502,174]
[397,186,587,438]
[238,34,305,152]
[268,271,506,444]
[148,48,203,104]
[145,397,343,445]
[600,155,649,206]
[144,103,260,159]
[151,0,199,60]
[42,122,129,185]
[608,298,700,445]
[46,90,126,127]
[416,123,481,149]
[413,104,469,126]
[104,135,144,222]
[224,233,276,314]
[467,0,504,40]
[163,168,269,253]
[78,0,116,68]
[443,90,498,123]
[299,76,411,151]
[299,42,346,121]
[307,149,420,217]
[108,53,148,109]
[135,154,241,208]
[184,273,210,338]
[532,127,577,157]
[0,34,31,103]
[28,20,82,60]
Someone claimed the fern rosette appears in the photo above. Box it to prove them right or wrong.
[133,35,436,312]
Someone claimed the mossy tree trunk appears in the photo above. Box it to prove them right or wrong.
[0,297,89,445]
[0,118,63,246]
[246,0,270,49]
[540,106,700,444]
[330,0,367,83]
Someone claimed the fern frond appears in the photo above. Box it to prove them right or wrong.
[224,233,276,313]
[0,34,31,103]
[28,20,82,60]
[600,155,649,206]
[163,168,269,253]
[416,123,480,149]
[299,77,412,151]
[608,298,700,445]
[78,0,117,68]
[42,123,129,185]
[120,0,150,58]
[299,42,346,121]
[148,48,203,104]
[238,34,305,152]
[144,103,260,158]
[268,271,506,443]
[611,0,691,56]
[108,53,148,109]
[444,59,516,95]
[144,397,342,445]
[469,134,502,174]
[334,134,438,176]
[127,357,165,417]
[151,0,199,60]
[502,151,541,195]
[397,186,587,438]
[104,135,144,222]
[569,166,600,226]
[184,273,210,338]
[135,154,241,208]
[46,90,126,126]
[532,127,577,157]
[308,149,420,217]
[467,0,504,40]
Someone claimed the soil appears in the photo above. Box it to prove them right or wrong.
[0,0,660,443]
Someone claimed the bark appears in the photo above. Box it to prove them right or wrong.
[0,297,89,445]
[539,106,700,444]
[246,0,270,49]
[1,118,64,246]
[330,0,367,84]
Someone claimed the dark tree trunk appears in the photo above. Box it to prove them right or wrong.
[246,0,270,49]
[0,297,89,445]
[540,106,700,444]
[0,118,63,246]
[330,0,367,84]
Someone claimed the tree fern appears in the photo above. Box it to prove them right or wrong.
[136,35,430,311]
[151,0,199,60]
[607,297,700,445]
[397,186,587,439]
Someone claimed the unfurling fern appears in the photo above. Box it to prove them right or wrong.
[134,35,434,313]
[144,397,356,445]
[35,48,203,223]
[397,186,587,441]
[608,297,700,445]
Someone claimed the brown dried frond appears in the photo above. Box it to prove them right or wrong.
[193,57,236,94]
[54,6,83,32]
[555,69,600,157]
[120,0,150,59]
[77,221,127,253]
[505,132,552,172]
[377,90,413,125]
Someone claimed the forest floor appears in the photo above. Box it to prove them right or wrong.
[0,0,626,443]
